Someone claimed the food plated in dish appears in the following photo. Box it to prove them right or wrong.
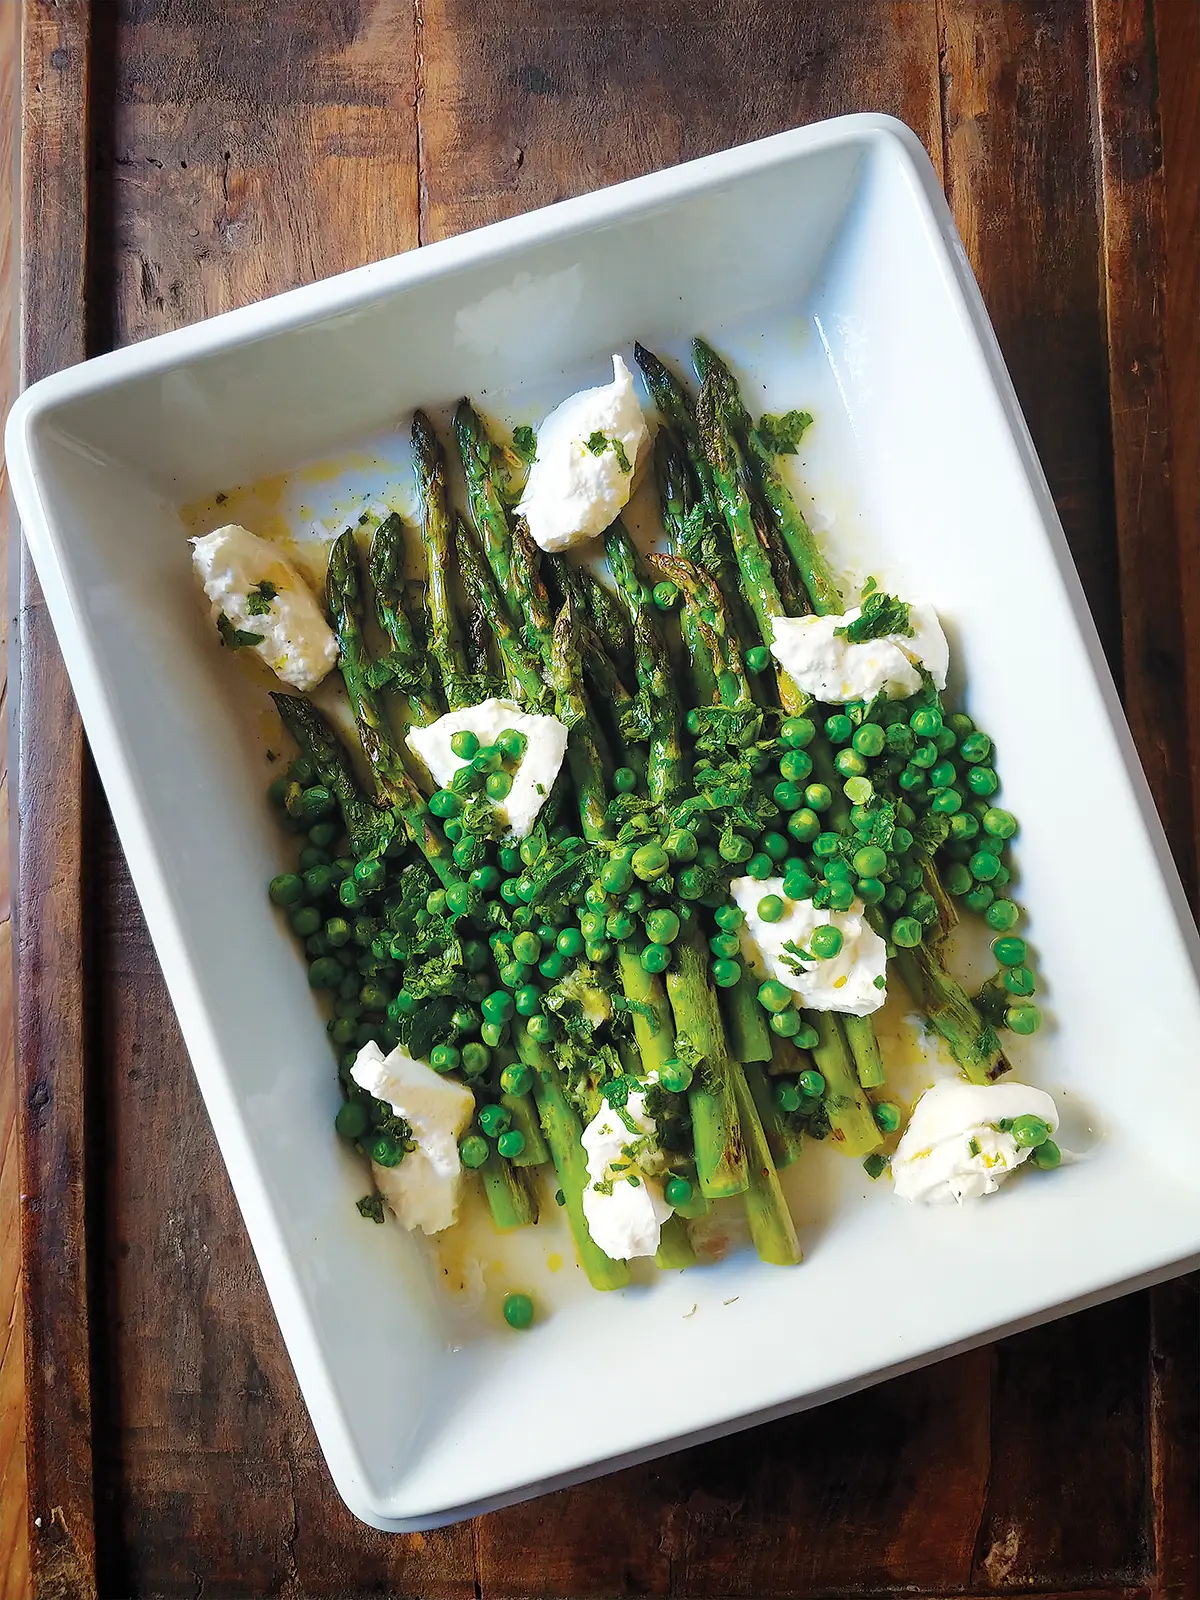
[193,337,1067,1311]
[10,115,1200,1530]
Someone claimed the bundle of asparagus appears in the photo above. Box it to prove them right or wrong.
[240,336,1050,1303]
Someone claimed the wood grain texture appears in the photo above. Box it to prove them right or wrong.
[17,7,98,1599]
[0,4,30,1595]
[1156,0,1200,901]
[1090,0,1197,902]
[11,0,1199,1595]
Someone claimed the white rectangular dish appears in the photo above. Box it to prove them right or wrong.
[8,113,1200,1533]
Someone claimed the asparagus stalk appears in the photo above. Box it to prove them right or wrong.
[515,1020,630,1291]
[412,411,478,713]
[454,400,518,601]
[270,692,395,861]
[743,1059,804,1170]
[548,600,612,846]
[731,1062,802,1264]
[325,531,456,885]
[368,514,442,726]
[454,515,552,711]
[692,337,841,617]
[655,1213,698,1270]
[510,520,558,673]
[480,1148,539,1230]
[807,1011,882,1157]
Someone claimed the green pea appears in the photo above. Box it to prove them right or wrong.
[513,984,541,1017]
[891,916,922,948]
[772,780,804,812]
[290,905,322,938]
[659,1059,695,1093]
[959,730,992,763]
[873,1101,902,1133]
[269,872,306,908]
[267,775,290,807]
[612,766,638,795]
[810,924,844,959]
[982,806,1017,839]
[459,1133,490,1168]
[663,1175,693,1208]
[332,1099,368,1141]
[966,766,999,796]
[719,832,753,864]
[853,845,887,879]
[745,893,780,926]
[909,704,943,737]
[924,761,953,792]
[779,749,814,783]
[938,862,969,898]
[498,845,522,874]
[1003,965,1036,997]
[458,1043,489,1077]
[775,1082,801,1113]
[289,784,336,823]
[511,931,542,966]
[645,909,681,945]
[793,1023,819,1051]
[930,788,963,815]
[962,884,994,913]
[946,817,979,850]
[713,903,744,932]
[632,842,670,880]
[810,831,840,860]
[498,728,528,760]
[934,726,958,754]
[497,1063,530,1097]
[856,876,886,905]
[483,770,511,802]
[968,851,1000,883]
[429,788,462,819]
[503,1291,535,1329]
[640,943,671,974]
[480,1021,507,1048]
[804,784,833,813]
[652,579,681,611]
[766,1007,799,1037]
[427,1043,458,1073]
[992,935,1027,967]
[663,828,699,864]
[707,957,739,988]
[783,869,816,903]
[625,888,649,914]
[814,715,846,749]
[745,645,771,672]
[479,1103,512,1138]
[369,1132,403,1168]
[991,864,1011,888]
[827,881,855,911]
[709,931,741,959]
[734,853,768,885]
[843,776,874,805]
[834,748,868,779]
[526,1013,555,1044]
[497,961,529,991]
[495,1128,525,1160]
[601,911,632,943]
[798,1069,825,1098]
[852,723,885,758]
[1031,1137,1060,1168]
[447,729,478,762]
[445,882,474,918]
[587,937,613,963]
[482,990,515,1024]
[472,744,503,773]
[757,980,794,1014]
[986,898,1020,932]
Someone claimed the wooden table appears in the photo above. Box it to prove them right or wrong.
[13,3,1199,1597]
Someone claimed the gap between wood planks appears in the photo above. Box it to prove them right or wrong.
[0,1,28,1595]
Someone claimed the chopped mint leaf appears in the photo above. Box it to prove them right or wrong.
[968,1137,982,1158]
[873,974,887,990]
[356,1193,385,1224]
[836,591,912,644]
[780,939,814,975]
[214,491,228,504]
[245,579,278,616]
[511,424,537,463]
[583,431,632,472]
[217,612,265,650]
[862,1153,888,1180]
[554,1188,565,1207]
[753,409,813,456]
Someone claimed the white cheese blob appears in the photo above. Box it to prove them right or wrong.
[516,354,650,552]
[891,1079,1060,1204]
[730,877,888,1017]
[191,524,339,693]
[350,1041,475,1235]
[405,697,567,838]
[770,601,949,704]
[580,1083,672,1260]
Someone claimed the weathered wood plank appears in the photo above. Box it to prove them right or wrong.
[1089,0,1197,903]
[17,4,99,1596]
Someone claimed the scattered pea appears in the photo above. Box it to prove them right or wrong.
[745,645,771,672]
[758,979,794,1014]
[711,958,742,988]
[659,1059,694,1092]
[664,1175,693,1207]
[451,730,480,760]
[335,1100,369,1140]
[1031,1138,1060,1168]
[641,942,672,974]
[798,1069,825,1098]
[891,917,923,948]
[824,713,853,745]
[873,1101,902,1133]
[852,723,885,758]
[986,898,1020,932]
[502,1292,535,1330]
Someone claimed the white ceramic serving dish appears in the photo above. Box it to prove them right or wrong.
[8,114,1200,1533]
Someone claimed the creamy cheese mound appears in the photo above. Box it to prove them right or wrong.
[191,524,338,692]
[580,1082,672,1260]
[770,602,949,704]
[405,697,568,838]
[730,877,888,1017]
[891,1079,1060,1204]
[350,1041,475,1235]
[516,354,650,552]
